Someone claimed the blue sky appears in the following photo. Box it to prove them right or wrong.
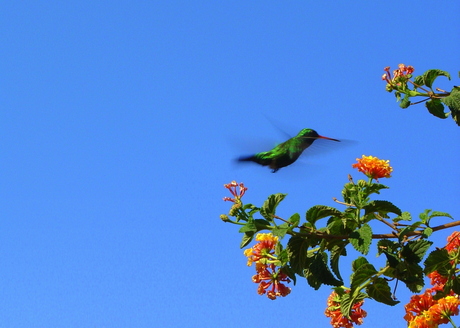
[1,1,459,327]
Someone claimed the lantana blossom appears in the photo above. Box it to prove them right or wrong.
[352,155,393,181]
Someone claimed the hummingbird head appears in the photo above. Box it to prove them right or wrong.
[297,128,340,142]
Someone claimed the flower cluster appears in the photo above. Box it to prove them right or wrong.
[382,64,414,91]
[325,291,367,328]
[446,231,460,254]
[222,181,248,216]
[404,292,460,328]
[404,231,460,327]
[244,233,291,300]
[352,155,393,181]
[222,181,247,202]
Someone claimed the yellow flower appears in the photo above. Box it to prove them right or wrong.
[352,155,393,181]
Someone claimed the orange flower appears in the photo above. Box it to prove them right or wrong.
[325,291,367,328]
[426,271,448,292]
[245,233,291,300]
[404,291,437,322]
[407,314,437,328]
[352,155,393,181]
[244,233,279,266]
[405,290,460,326]
[430,295,460,323]
[251,263,291,300]
[445,231,460,253]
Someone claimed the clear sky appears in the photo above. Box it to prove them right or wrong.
[1,1,459,327]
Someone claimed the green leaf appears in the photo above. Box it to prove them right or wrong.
[286,235,311,276]
[272,213,300,239]
[254,218,271,230]
[400,93,411,108]
[422,209,454,226]
[272,225,289,239]
[423,227,433,238]
[426,98,448,119]
[349,224,372,255]
[329,242,347,282]
[240,232,254,248]
[288,213,300,226]
[340,293,353,317]
[396,262,425,293]
[364,200,402,218]
[259,193,286,221]
[282,265,297,285]
[393,211,411,222]
[351,262,377,291]
[367,277,399,306]
[307,252,342,287]
[413,75,424,88]
[452,276,460,295]
[398,221,423,242]
[352,257,370,272]
[424,248,451,275]
[442,86,460,126]
[239,218,257,233]
[428,211,453,220]
[339,291,367,317]
[363,183,389,196]
[423,69,451,89]
[306,205,342,226]
[401,240,433,264]
[377,239,401,268]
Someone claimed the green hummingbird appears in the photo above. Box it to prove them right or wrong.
[238,128,340,172]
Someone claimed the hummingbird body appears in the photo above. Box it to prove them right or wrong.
[238,128,339,172]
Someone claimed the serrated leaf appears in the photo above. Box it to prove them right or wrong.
[306,205,342,226]
[442,87,460,126]
[330,242,347,282]
[307,252,342,287]
[259,193,286,221]
[363,183,389,196]
[393,211,411,222]
[401,240,433,264]
[419,209,453,226]
[426,98,448,119]
[424,248,450,275]
[364,200,402,218]
[351,262,377,291]
[397,262,425,293]
[286,235,310,276]
[367,277,399,305]
[413,75,424,88]
[422,69,451,89]
[288,213,300,226]
[377,239,401,268]
[349,224,372,255]
[340,293,353,317]
[352,257,370,272]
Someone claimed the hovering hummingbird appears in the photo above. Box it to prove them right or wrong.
[237,128,340,172]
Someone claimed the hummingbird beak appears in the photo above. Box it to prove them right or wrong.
[317,135,340,142]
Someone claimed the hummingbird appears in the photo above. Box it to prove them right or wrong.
[237,128,340,172]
